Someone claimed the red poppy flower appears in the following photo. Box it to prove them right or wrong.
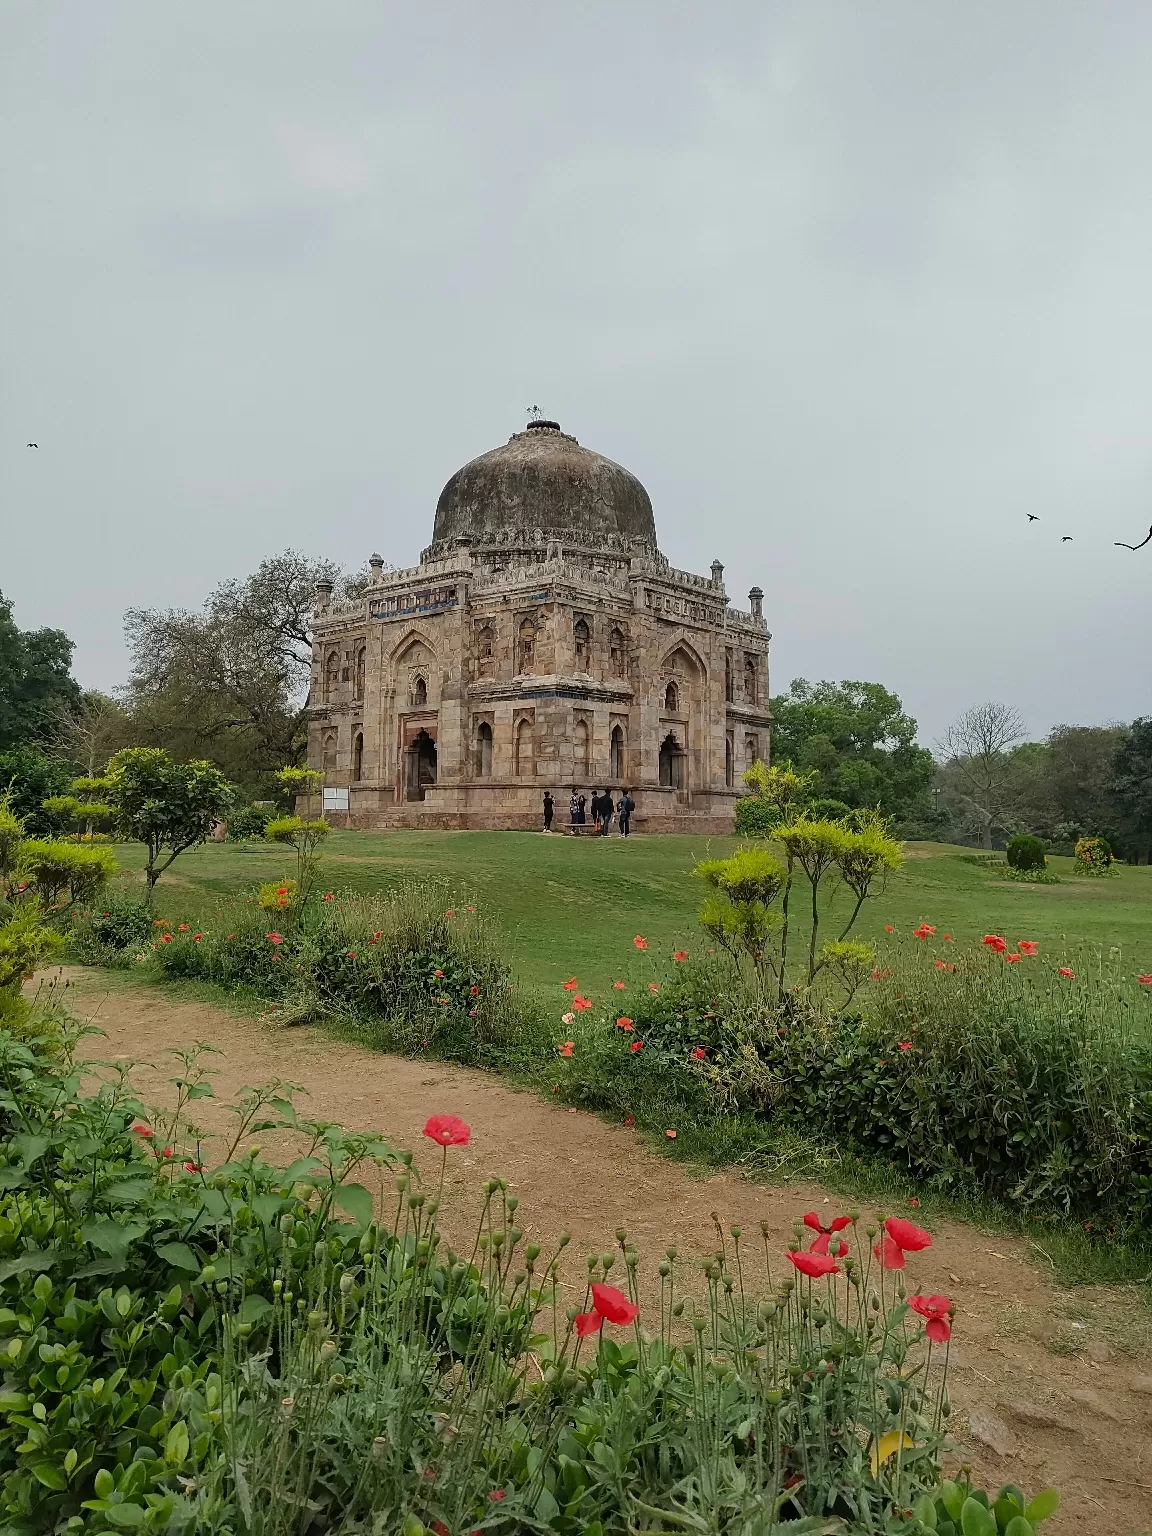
[897,1041,913,1051]
[1004,953,1022,963]
[434,969,444,978]
[630,1040,644,1053]
[615,1017,635,1030]
[884,924,894,932]
[132,1123,154,1138]
[446,909,455,918]
[575,1310,602,1336]
[1018,940,1039,956]
[178,923,190,932]
[183,1160,203,1173]
[160,1146,174,1159]
[673,950,688,962]
[1139,975,1152,985]
[161,933,172,943]
[648,983,660,993]
[908,1293,953,1343]
[322,891,334,901]
[192,933,203,942]
[266,932,284,945]
[803,1211,851,1237]
[422,1114,471,1147]
[488,1489,506,1502]
[591,1282,640,1325]
[633,936,648,950]
[690,1046,706,1060]
[613,980,626,989]
[810,1233,849,1257]
[912,924,935,940]
[562,978,579,990]
[559,1041,574,1057]
[666,1128,677,1138]
[430,1523,449,1536]
[874,1216,933,1269]
[1058,967,1075,978]
[572,995,593,1011]
[346,951,357,960]
[982,934,1007,952]
[907,1197,920,1207]
[467,905,475,912]
[943,933,953,942]
[788,1250,840,1278]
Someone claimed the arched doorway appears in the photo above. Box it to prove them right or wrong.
[406,730,437,801]
[513,717,534,777]
[475,721,493,777]
[659,732,685,791]
[574,719,590,777]
[610,724,624,780]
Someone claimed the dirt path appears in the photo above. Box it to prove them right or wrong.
[46,968,1152,1533]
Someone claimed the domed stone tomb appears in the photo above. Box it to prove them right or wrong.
[306,419,770,831]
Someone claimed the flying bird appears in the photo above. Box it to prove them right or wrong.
[1115,524,1152,551]
[26,442,37,448]
[1061,536,1073,542]
[1027,514,1039,521]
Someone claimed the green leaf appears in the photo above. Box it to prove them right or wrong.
[938,1483,965,1522]
[279,1158,325,1186]
[0,1391,29,1412]
[238,1294,272,1325]
[31,1461,68,1490]
[156,1242,199,1271]
[960,1499,997,1536]
[0,1250,55,1282]
[81,1217,146,1260]
[1023,1490,1060,1525]
[185,1082,214,1100]
[1003,1520,1034,1536]
[333,1183,374,1229]
[164,1421,190,1466]
[0,1168,28,1190]
[101,1178,154,1207]
[534,1486,560,1522]
[104,1503,146,1528]
[12,1133,50,1169]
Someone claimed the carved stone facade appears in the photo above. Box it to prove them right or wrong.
[305,419,770,831]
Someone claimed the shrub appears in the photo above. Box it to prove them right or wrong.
[733,795,780,837]
[227,803,273,840]
[263,814,329,902]
[69,892,154,962]
[0,747,69,836]
[257,876,298,914]
[0,902,64,993]
[1074,835,1114,875]
[1006,833,1047,871]
[805,795,852,821]
[0,1020,1058,1533]
[16,839,118,912]
[105,747,234,896]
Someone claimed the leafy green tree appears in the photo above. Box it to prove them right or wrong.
[1108,718,1152,864]
[264,815,329,906]
[105,747,233,897]
[0,589,80,750]
[695,848,786,985]
[122,551,342,787]
[769,680,934,822]
[0,746,70,835]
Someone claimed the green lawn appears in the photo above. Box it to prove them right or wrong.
[114,832,1152,994]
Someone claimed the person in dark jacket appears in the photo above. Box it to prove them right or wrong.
[542,791,554,831]
[599,789,614,836]
[617,789,634,836]
[569,790,580,825]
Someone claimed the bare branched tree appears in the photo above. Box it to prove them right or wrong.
[47,690,134,776]
[936,702,1026,849]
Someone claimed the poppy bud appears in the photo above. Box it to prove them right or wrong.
[557,1231,571,1248]
[509,1227,522,1246]
[200,1264,216,1283]
[666,1245,678,1261]
[478,1234,489,1251]
[586,1253,598,1271]
[730,1225,742,1238]
[272,1279,282,1295]
[399,1150,413,1166]
[672,1300,685,1317]
[407,1194,421,1209]
[601,1252,615,1272]
[513,1270,526,1286]
[425,1198,439,1216]
[395,1175,409,1193]
[491,1231,505,1250]
[416,1240,430,1258]
[626,1251,639,1270]
[615,1228,627,1243]
[524,1243,540,1263]
[483,1179,498,1195]
[308,1311,322,1331]
[506,1195,519,1213]
[684,1344,696,1365]
[658,1260,671,1278]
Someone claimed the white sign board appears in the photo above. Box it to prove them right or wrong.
[323,788,350,812]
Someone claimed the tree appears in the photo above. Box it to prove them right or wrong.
[0,589,80,750]
[1108,718,1152,864]
[105,747,233,896]
[0,746,70,836]
[936,702,1026,849]
[768,680,935,822]
[122,550,341,788]
[48,690,134,776]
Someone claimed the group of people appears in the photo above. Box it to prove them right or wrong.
[541,788,635,836]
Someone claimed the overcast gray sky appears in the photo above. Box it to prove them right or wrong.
[3,2,1150,744]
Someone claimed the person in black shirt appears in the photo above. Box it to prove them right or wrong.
[542,791,554,831]
[617,789,634,837]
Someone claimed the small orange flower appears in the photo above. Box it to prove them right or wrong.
[665,1128,677,1138]
[613,980,626,989]
[1017,940,1039,956]
[1004,953,1022,964]
[559,1041,575,1057]
[630,1039,644,1053]
[633,936,648,950]
[648,982,660,993]
[1058,967,1075,978]
[562,978,579,990]
[615,1017,635,1030]
[572,994,593,1011]
[673,950,688,962]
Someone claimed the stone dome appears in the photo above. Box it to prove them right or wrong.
[431,420,657,550]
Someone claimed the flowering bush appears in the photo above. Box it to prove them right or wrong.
[68,892,154,963]
[1074,835,1114,875]
[0,1011,1060,1532]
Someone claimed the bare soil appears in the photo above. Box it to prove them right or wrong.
[48,967,1152,1534]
